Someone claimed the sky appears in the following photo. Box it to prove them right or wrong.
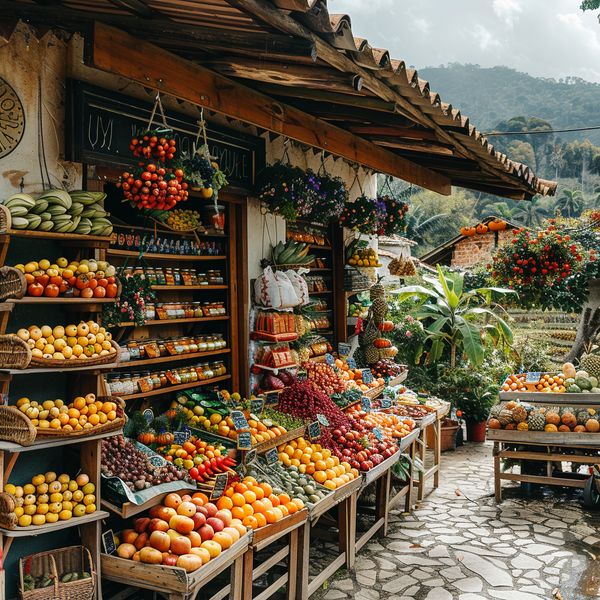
[329,0,600,83]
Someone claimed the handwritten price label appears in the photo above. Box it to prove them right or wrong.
[308,421,321,440]
[361,396,372,412]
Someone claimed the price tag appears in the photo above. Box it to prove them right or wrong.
[102,529,117,555]
[211,473,229,500]
[251,397,265,414]
[308,421,321,440]
[362,369,374,384]
[525,372,542,384]
[361,396,372,412]
[380,397,392,409]
[373,427,384,441]
[297,370,307,381]
[231,410,250,430]
[264,447,280,465]
[142,409,154,425]
[346,357,357,370]
[174,430,189,445]
[338,342,351,357]
[316,413,330,427]
[148,455,167,468]
[325,353,335,366]
[265,392,279,405]
[244,449,257,465]
[237,431,252,450]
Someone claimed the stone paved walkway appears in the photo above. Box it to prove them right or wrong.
[314,442,600,600]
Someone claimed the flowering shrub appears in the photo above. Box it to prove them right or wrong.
[103,273,155,327]
[389,314,426,365]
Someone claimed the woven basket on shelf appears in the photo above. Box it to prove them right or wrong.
[0,266,26,302]
[29,340,120,369]
[0,511,17,530]
[19,546,95,600]
[0,204,11,233]
[0,334,32,369]
[0,405,36,446]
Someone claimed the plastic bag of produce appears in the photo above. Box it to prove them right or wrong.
[273,269,300,308]
[285,269,310,305]
[254,266,299,308]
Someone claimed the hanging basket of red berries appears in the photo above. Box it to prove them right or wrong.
[117,95,189,211]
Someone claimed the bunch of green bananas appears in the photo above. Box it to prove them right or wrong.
[3,189,112,235]
[271,240,315,266]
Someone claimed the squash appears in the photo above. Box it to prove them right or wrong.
[475,223,489,234]
[137,430,156,445]
[488,219,507,231]
[460,226,477,237]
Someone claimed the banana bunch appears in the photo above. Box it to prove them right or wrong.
[271,240,315,266]
[3,190,113,235]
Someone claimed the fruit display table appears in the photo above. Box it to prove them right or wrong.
[242,509,308,600]
[295,477,362,600]
[102,532,252,600]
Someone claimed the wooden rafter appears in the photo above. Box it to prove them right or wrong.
[90,22,451,194]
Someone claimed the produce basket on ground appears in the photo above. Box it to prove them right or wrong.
[0,405,36,446]
[0,334,32,369]
[28,340,120,369]
[0,266,26,302]
[19,545,95,600]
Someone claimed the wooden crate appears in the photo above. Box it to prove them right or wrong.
[487,428,600,447]
[101,532,252,600]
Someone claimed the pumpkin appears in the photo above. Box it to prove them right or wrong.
[460,226,477,237]
[137,430,156,445]
[156,431,174,446]
[488,219,507,231]
[586,419,600,433]
[488,418,501,430]
[475,223,489,234]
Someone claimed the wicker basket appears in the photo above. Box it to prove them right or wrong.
[29,340,120,369]
[0,405,36,446]
[0,334,32,369]
[0,492,16,513]
[0,266,26,301]
[0,204,11,233]
[19,546,95,600]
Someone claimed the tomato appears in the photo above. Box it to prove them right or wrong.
[106,283,118,298]
[43,284,60,298]
[59,280,69,294]
[75,274,90,290]
[87,277,98,290]
[93,286,106,298]
[27,283,44,297]
[96,278,108,288]
[49,275,63,287]
[34,274,50,287]
[67,276,77,287]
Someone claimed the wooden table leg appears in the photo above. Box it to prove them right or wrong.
[493,442,502,503]
[405,441,415,513]
[376,470,391,537]
[242,547,254,600]
[433,419,441,489]
[296,522,310,600]
[230,554,244,600]
[287,528,299,600]
[346,492,357,569]
[417,431,426,501]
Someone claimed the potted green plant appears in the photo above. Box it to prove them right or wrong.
[455,381,498,443]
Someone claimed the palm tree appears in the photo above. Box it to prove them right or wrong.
[391,266,514,367]
[512,198,550,227]
[558,188,584,218]
[482,201,514,220]
[404,206,449,245]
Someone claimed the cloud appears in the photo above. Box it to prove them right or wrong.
[414,17,430,34]
[492,0,523,27]
[472,24,501,51]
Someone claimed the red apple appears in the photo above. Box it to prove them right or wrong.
[187,531,202,548]
[170,515,195,535]
[150,505,177,522]
[177,501,197,518]
[197,506,209,517]
[149,518,170,533]
[149,530,171,553]
[171,535,192,556]
[121,529,138,545]
[215,510,232,527]
[134,517,151,533]
[134,532,149,550]
[206,517,225,533]
[162,554,178,567]
[192,512,206,530]
[203,503,218,518]
[198,524,214,541]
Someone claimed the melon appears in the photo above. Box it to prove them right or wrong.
[563,362,577,379]
[575,377,592,391]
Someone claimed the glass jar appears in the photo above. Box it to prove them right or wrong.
[196,336,208,352]
[211,361,226,376]
[173,268,182,286]
[151,372,162,389]
[145,303,156,321]
[198,272,208,286]
[206,336,217,351]
[159,371,168,387]
[127,340,141,360]
[145,268,158,286]
[155,268,166,286]
[121,374,136,396]
[164,268,175,286]
[214,334,226,349]
[192,302,203,318]
[202,363,214,379]
[138,371,154,393]
[182,269,193,286]
[189,270,199,286]
[158,342,168,357]
[184,304,194,319]
[188,338,198,353]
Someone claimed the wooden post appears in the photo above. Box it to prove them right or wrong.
[493,442,502,503]
[433,418,441,489]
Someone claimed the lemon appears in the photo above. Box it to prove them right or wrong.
[4,483,16,496]
[18,514,32,527]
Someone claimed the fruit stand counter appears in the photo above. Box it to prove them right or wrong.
[242,508,308,600]
[488,429,600,502]
[102,531,252,600]
[295,477,362,600]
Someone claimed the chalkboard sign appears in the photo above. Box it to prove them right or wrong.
[102,529,117,555]
[361,396,372,413]
[66,80,265,189]
[211,473,229,500]
[148,455,167,468]
[251,397,265,415]
[346,358,357,370]
[174,430,189,445]
[380,397,392,409]
[373,427,384,442]
[316,413,330,427]
[237,431,252,450]
[308,421,321,440]
[362,369,374,384]
[265,392,279,405]
[338,342,351,357]
[325,353,335,366]
[231,410,250,430]
[142,409,154,425]
[297,370,307,381]
[525,372,542,384]
[264,447,279,465]
[244,449,257,465]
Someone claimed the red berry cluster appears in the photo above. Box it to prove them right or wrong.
[130,134,176,162]
[119,164,189,210]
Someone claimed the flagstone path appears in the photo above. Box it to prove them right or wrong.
[314,442,600,600]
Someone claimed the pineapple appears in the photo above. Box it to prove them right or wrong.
[364,345,379,365]
[369,280,388,323]
[577,410,591,425]
[580,353,600,380]
[527,410,546,431]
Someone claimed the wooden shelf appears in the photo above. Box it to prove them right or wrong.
[0,510,110,537]
[309,290,332,295]
[307,244,332,250]
[112,222,226,238]
[151,285,228,291]
[119,374,231,401]
[115,348,230,369]
[309,268,332,272]
[0,428,123,453]
[117,316,229,327]
[8,297,116,305]
[107,249,226,262]
[1,360,120,375]
[2,230,111,248]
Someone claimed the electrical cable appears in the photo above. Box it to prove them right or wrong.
[484,125,600,136]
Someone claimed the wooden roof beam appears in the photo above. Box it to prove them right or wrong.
[90,22,451,195]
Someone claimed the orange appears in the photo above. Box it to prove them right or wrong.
[264,509,278,524]
[73,397,86,410]
[272,507,284,520]
[242,503,254,518]
[231,493,246,507]
[193,492,209,505]
[217,496,233,511]
[58,413,69,425]
[254,513,267,528]
[242,515,258,529]
[251,500,266,514]
[278,493,291,505]
[231,506,246,520]
[314,460,327,472]
[213,531,234,550]
[292,498,304,510]
[88,414,100,426]
[225,487,234,498]
[268,494,280,507]
[243,490,256,504]
[252,486,265,500]
[234,483,248,494]
[259,483,272,497]
[313,471,327,484]
[278,504,289,517]
[261,497,273,511]
[285,502,298,515]
[67,408,80,419]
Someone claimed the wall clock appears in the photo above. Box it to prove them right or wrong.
[0,77,25,159]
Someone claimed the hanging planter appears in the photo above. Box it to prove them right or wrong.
[377,194,409,236]
[310,173,348,222]
[339,194,379,235]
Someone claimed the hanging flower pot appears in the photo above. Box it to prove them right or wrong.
[339,194,379,235]
[378,194,409,236]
